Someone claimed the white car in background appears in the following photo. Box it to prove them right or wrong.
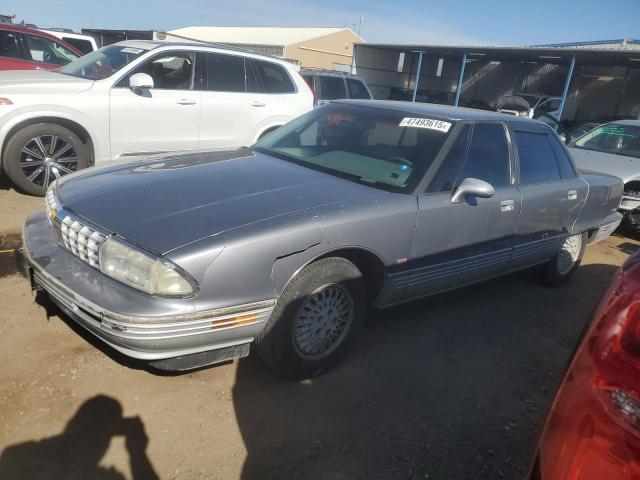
[0,40,313,195]
[39,29,98,54]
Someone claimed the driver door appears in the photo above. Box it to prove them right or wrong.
[109,51,201,158]
[399,122,521,300]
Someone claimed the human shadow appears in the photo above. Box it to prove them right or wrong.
[233,263,619,480]
[0,395,158,480]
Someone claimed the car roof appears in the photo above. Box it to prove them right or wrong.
[335,99,527,122]
[299,69,363,79]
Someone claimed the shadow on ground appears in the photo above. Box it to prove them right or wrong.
[232,264,618,480]
[0,395,158,480]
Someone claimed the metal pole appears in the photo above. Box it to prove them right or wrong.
[454,51,467,106]
[558,54,576,121]
[412,51,424,102]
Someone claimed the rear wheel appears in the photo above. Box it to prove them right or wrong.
[255,257,366,379]
[3,123,90,196]
[538,232,587,286]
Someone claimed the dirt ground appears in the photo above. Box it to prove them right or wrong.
[0,183,638,479]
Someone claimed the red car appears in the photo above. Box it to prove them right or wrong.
[533,251,640,479]
[0,24,81,70]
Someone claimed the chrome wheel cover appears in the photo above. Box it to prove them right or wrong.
[19,135,79,189]
[292,284,354,360]
[557,234,582,275]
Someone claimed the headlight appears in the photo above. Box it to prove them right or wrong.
[99,237,196,296]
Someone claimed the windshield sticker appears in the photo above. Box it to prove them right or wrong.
[399,117,452,133]
[121,47,144,54]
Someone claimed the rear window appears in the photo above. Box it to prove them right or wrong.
[253,59,295,94]
[515,131,561,184]
[347,78,370,99]
[319,76,346,100]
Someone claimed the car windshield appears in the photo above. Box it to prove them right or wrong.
[57,44,149,80]
[573,123,640,159]
[254,103,454,193]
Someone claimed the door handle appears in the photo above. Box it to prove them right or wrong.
[568,190,578,201]
[500,200,515,212]
[176,98,196,105]
[251,100,266,107]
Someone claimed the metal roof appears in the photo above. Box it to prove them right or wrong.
[355,43,640,66]
[167,26,362,47]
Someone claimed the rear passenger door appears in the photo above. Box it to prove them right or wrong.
[401,122,521,300]
[198,52,268,149]
[510,124,588,270]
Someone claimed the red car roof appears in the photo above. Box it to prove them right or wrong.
[0,23,83,56]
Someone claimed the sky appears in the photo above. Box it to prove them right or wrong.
[4,0,640,46]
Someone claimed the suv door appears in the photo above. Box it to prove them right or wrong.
[198,52,268,149]
[510,124,587,270]
[399,122,521,300]
[109,51,201,157]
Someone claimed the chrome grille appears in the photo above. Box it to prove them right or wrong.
[59,215,106,267]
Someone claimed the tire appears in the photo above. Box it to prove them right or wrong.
[255,257,366,380]
[538,232,587,287]
[3,123,90,196]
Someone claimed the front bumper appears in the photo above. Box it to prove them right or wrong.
[22,212,275,370]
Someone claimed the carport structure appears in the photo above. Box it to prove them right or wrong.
[353,42,640,124]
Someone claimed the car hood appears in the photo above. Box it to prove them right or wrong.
[56,149,376,254]
[0,69,93,94]
[568,147,640,183]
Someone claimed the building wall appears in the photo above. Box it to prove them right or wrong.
[285,30,360,69]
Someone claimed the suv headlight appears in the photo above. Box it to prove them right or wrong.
[99,237,196,296]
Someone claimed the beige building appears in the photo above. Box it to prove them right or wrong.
[166,26,363,70]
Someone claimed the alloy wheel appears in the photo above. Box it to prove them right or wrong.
[18,135,79,190]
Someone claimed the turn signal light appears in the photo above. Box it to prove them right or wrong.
[0,98,13,105]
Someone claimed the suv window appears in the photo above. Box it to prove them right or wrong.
[23,33,77,65]
[135,53,195,90]
[62,37,93,55]
[319,76,346,100]
[253,59,295,93]
[515,131,561,184]
[204,52,245,92]
[347,78,370,99]
[458,123,510,188]
[0,30,20,59]
[427,124,471,192]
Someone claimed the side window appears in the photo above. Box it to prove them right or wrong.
[63,37,93,55]
[319,76,346,100]
[515,131,561,184]
[0,30,20,59]
[23,34,77,65]
[347,79,370,99]
[458,123,510,188]
[549,135,577,179]
[253,59,295,93]
[204,53,245,92]
[427,124,471,193]
[134,53,195,90]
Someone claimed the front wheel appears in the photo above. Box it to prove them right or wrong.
[255,257,366,380]
[3,123,90,196]
[538,232,587,286]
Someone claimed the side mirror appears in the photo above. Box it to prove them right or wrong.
[129,73,154,92]
[451,177,495,204]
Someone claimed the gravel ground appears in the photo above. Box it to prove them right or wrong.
[0,186,638,479]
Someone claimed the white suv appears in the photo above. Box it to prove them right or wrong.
[0,40,313,195]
